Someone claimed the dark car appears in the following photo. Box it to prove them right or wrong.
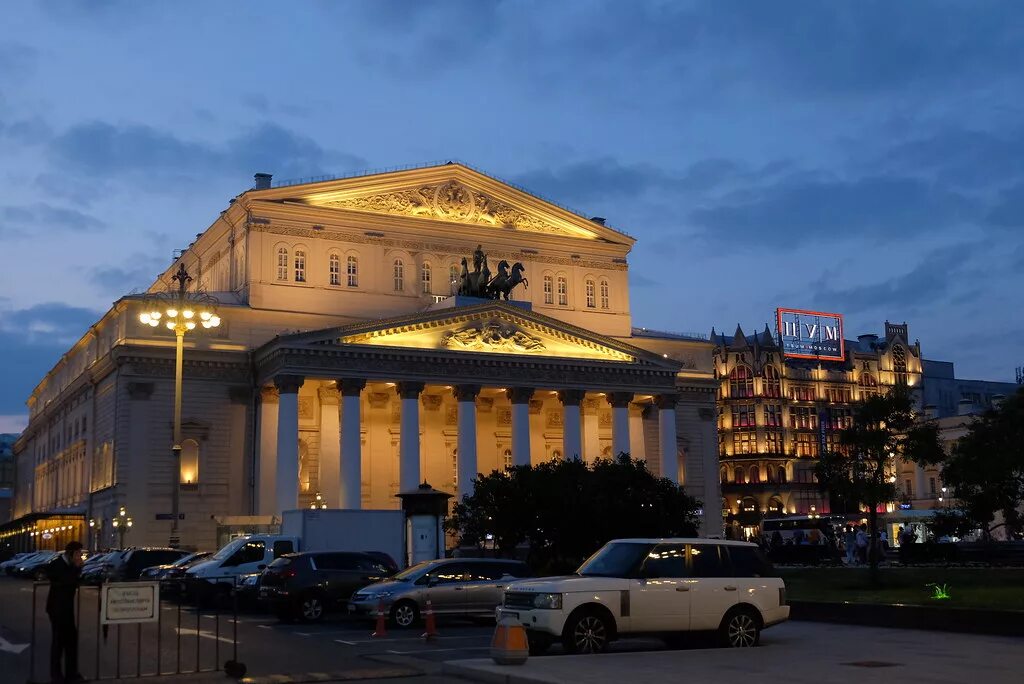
[80,552,116,585]
[260,551,394,622]
[140,551,211,581]
[17,551,60,579]
[110,548,190,581]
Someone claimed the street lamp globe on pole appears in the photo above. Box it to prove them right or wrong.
[138,263,221,548]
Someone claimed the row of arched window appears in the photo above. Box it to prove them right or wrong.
[721,464,788,485]
[274,245,614,306]
[726,364,883,399]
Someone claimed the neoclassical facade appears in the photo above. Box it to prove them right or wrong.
[8,163,719,551]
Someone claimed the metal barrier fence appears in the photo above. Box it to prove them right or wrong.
[27,576,246,683]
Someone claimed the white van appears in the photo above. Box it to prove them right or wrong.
[499,538,789,654]
[186,535,299,595]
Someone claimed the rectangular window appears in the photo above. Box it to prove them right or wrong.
[557,277,568,306]
[790,384,815,401]
[905,479,913,497]
[599,280,609,309]
[789,407,817,429]
[764,405,782,427]
[543,276,553,304]
[277,249,288,281]
[422,264,432,294]
[827,386,852,403]
[347,256,358,287]
[329,255,340,286]
[765,431,783,454]
[294,251,306,282]
[732,404,755,428]
[929,477,936,494]
[795,433,817,457]
[585,280,595,308]
[732,431,754,454]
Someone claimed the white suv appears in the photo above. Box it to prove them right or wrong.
[499,538,789,654]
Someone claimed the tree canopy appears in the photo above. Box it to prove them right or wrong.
[446,454,701,574]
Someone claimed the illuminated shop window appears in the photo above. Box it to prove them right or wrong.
[180,439,199,484]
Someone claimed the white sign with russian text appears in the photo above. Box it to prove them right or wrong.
[100,582,160,624]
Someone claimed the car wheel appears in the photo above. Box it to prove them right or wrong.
[720,608,761,648]
[299,595,325,622]
[390,600,419,629]
[562,609,611,654]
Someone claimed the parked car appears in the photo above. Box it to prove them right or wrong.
[16,551,60,579]
[498,538,789,655]
[109,548,190,581]
[2,552,42,576]
[349,558,532,628]
[140,551,211,581]
[235,572,263,608]
[261,551,394,622]
[81,552,117,585]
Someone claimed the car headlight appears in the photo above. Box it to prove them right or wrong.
[532,593,562,610]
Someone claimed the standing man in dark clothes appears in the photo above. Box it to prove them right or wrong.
[46,541,85,684]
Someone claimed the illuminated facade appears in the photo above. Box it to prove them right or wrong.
[8,163,719,551]
[713,321,922,537]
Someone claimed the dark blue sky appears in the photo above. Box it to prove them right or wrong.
[2,1,1023,429]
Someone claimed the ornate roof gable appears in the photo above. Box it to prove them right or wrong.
[279,302,677,366]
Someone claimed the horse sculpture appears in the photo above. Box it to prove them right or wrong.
[456,249,527,300]
[487,260,528,301]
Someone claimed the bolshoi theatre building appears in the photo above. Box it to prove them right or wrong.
[6,163,720,551]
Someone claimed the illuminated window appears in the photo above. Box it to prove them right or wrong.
[795,434,817,457]
[720,467,728,484]
[599,279,609,310]
[557,276,568,306]
[294,250,306,282]
[503,448,512,471]
[729,366,754,398]
[585,279,596,308]
[790,384,815,401]
[180,439,199,484]
[789,406,817,429]
[449,264,459,293]
[421,262,432,294]
[858,373,879,398]
[393,258,404,292]
[543,276,553,304]
[276,247,289,281]
[347,256,359,287]
[734,468,745,484]
[452,448,458,489]
[777,466,786,484]
[765,431,783,454]
[762,366,781,398]
[329,253,340,286]
[732,404,755,428]
[764,405,782,427]
[733,431,754,454]
[892,345,908,385]
[748,465,760,483]
[827,386,852,403]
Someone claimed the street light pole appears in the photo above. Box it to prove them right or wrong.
[138,264,220,549]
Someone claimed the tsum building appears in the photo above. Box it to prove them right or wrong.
[712,318,923,539]
[5,162,721,552]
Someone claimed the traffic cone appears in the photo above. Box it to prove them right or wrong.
[490,616,529,665]
[421,597,438,640]
[371,599,387,638]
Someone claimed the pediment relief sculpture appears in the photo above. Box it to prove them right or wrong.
[441,319,546,354]
[324,179,566,234]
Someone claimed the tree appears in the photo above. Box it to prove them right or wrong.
[814,386,944,582]
[928,388,1024,540]
[446,454,701,574]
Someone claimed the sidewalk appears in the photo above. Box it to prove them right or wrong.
[441,621,1024,684]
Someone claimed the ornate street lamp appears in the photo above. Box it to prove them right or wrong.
[112,506,132,548]
[138,264,220,548]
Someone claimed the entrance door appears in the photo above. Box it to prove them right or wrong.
[629,543,691,632]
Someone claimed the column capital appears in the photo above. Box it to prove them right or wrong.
[259,386,279,404]
[557,389,586,406]
[396,381,425,399]
[607,392,634,408]
[318,386,340,405]
[655,393,679,410]
[453,384,481,402]
[274,374,304,394]
[506,387,534,404]
[338,378,366,397]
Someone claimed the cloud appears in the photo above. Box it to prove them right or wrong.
[514,158,677,205]
[49,121,367,184]
[0,203,105,238]
[879,126,1024,190]
[0,42,37,79]
[689,173,977,247]
[0,116,51,145]
[810,243,983,315]
[0,302,102,414]
[89,255,168,296]
[987,182,1024,228]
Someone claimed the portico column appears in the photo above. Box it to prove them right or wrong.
[558,390,585,461]
[257,387,279,516]
[339,379,365,509]
[454,385,481,501]
[656,393,679,484]
[397,382,425,492]
[274,375,303,514]
[608,392,633,457]
[318,386,341,508]
[507,387,534,467]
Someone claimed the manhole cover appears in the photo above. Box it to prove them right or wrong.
[843,661,900,668]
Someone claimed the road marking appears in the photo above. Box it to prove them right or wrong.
[335,639,357,645]
[294,632,311,637]
[0,636,30,655]
[334,635,486,645]
[386,646,490,655]
[258,624,273,630]
[174,627,235,644]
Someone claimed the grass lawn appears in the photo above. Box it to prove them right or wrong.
[779,567,1024,611]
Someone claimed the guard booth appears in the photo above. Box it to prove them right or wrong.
[398,482,452,567]
[26,574,245,683]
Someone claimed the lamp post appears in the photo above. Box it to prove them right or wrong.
[112,506,132,548]
[138,264,221,548]
[88,518,100,551]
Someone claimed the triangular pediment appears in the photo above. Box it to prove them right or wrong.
[248,163,632,244]
[282,303,675,367]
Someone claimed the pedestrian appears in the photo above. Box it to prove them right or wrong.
[843,526,856,565]
[855,524,868,564]
[46,541,85,684]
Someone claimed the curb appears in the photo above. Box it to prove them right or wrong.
[441,661,555,684]
[790,600,1024,637]
[240,666,423,683]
